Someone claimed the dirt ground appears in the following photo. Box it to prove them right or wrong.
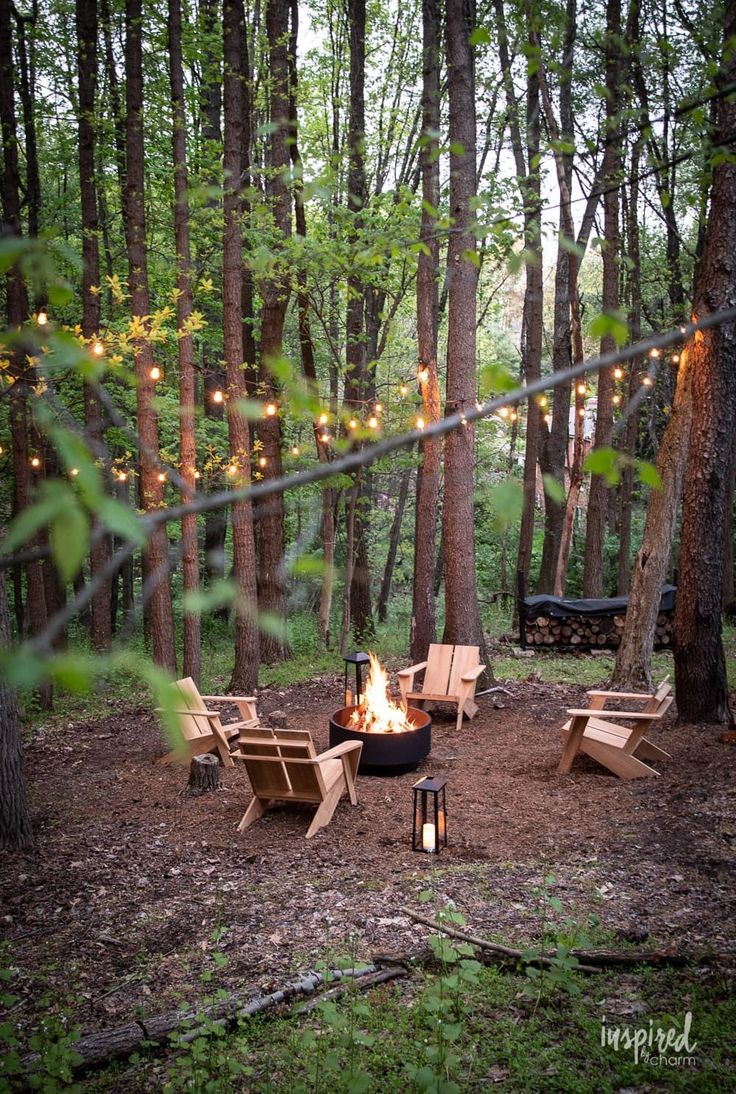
[2,668,735,1042]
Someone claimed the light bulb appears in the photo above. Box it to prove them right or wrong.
[614,367,623,379]
[291,445,300,456]
[150,366,161,381]
[319,413,328,425]
[368,416,379,429]
[93,340,105,356]
[399,384,408,396]
[499,407,509,419]
[227,464,237,475]
[265,402,277,417]
[212,389,224,404]
[374,403,383,413]
[158,472,166,482]
[320,432,330,444]
[30,456,40,468]
[258,456,267,468]
[69,467,79,476]
[577,383,586,395]
[117,471,128,482]
[36,310,48,326]
[649,348,660,359]
[193,469,200,480]
[416,416,425,430]
[348,418,357,430]
[612,394,621,406]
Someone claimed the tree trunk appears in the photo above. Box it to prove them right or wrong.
[343,0,375,646]
[124,0,176,672]
[168,0,201,684]
[256,0,292,662]
[673,0,736,724]
[583,0,621,597]
[442,0,486,658]
[77,0,113,652]
[410,0,441,662]
[377,469,412,622]
[223,0,259,692]
[0,568,33,852]
[0,0,51,708]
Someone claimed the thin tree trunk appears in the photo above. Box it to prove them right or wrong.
[77,0,112,652]
[223,0,259,692]
[168,0,201,683]
[410,0,441,662]
[673,0,736,724]
[256,0,292,662]
[442,0,487,665]
[583,0,621,597]
[288,0,334,647]
[377,469,412,623]
[0,569,32,852]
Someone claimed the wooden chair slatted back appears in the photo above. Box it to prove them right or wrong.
[424,645,454,695]
[447,645,480,696]
[238,726,292,796]
[277,730,325,797]
[643,678,672,715]
[173,678,211,741]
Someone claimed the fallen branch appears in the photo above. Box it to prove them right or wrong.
[23,964,380,1075]
[401,907,691,971]
[295,964,408,1015]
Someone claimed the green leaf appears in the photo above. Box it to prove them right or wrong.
[589,311,629,348]
[469,26,491,45]
[485,479,523,531]
[50,653,96,694]
[2,482,69,552]
[584,447,621,485]
[542,475,566,504]
[479,361,516,396]
[96,496,148,546]
[50,501,90,583]
[461,249,481,269]
[289,554,329,577]
[636,459,662,490]
[182,579,240,614]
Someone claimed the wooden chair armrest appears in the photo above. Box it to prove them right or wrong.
[156,707,221,718]
[566,708,664,720]
[586,689,652,702]
[318,741,364,761]
[397,661,427,679]
[461,665,485,682]
[199,694,257,704]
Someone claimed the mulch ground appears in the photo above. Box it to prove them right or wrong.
[2,669,735,1042]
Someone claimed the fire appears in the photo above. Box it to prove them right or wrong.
[348,652,413,734]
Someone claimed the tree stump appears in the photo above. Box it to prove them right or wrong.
[186,754,222,796]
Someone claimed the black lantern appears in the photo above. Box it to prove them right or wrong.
[343,651,370,707]
[412,776,447,854]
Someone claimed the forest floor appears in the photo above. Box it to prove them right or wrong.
[3,653,735,1059]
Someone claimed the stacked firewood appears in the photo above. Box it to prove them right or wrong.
[523,611,673,649]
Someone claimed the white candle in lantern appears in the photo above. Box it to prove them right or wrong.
[422,823,436,852]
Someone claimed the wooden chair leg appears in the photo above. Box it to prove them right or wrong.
[581,739,659,779]
[633,737,671,763]
[306,782,343,838]
[558,715,588,774]
[237,796,269,832]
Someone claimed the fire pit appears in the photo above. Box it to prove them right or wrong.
[328,653,432,775]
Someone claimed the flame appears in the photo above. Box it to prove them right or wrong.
[348,652,413,734]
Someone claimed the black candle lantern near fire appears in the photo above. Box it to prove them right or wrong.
[412,776,447,854]
[343,651,370,707]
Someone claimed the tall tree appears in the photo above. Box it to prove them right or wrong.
[343,0,375,645]
[123,0,176,671]
[673,0,736,724]
[410,0,442,662]
[168,0,201,682]
[583,0,621,597]
[223,0,259,692]
[442,0,485,652]
[256,0,293,662]
[0,569,32,851]
[77,0,112,652]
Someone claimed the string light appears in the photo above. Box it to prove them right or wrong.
[150,366,161,381]
[0,445,3,454]
[416,416,425,430]
[613,367,624,380]
[212,389,224,404]
[158,472,167,482]
[498,407,509,419]
[93,340,105,356]
[648,348,660,359]
[265,402,277,417]
[418,366,429,385]
[291,445,300,456]
[36,310,48,326]
[374,403,383,413]
[612,394,622,405]
[69,467,79,476]
[399,384,408,396]
[258,456,268,468]
[510,411,518,422]
[642,375,654,387]
[348,418,358,430]
[30,456,41,468]
[117,471,128,482]
[227,463,237,476]
[367,416,379,429]
[537,395,548,408]
[319,413,328,425]
[193,470,201,480]
[320,432,331,444]
[671,354,680,364]
[577,383,586,395]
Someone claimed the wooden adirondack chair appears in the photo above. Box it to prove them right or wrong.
[233,727,362,838]
[157,677,259,767]
[398,644,484,732]
[558,677,673,778]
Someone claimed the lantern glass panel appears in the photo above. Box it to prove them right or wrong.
[412,776,447,853]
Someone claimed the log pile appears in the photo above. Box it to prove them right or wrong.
[522,610,673,650]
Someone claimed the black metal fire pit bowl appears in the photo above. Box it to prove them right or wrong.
[329,705,431,776]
